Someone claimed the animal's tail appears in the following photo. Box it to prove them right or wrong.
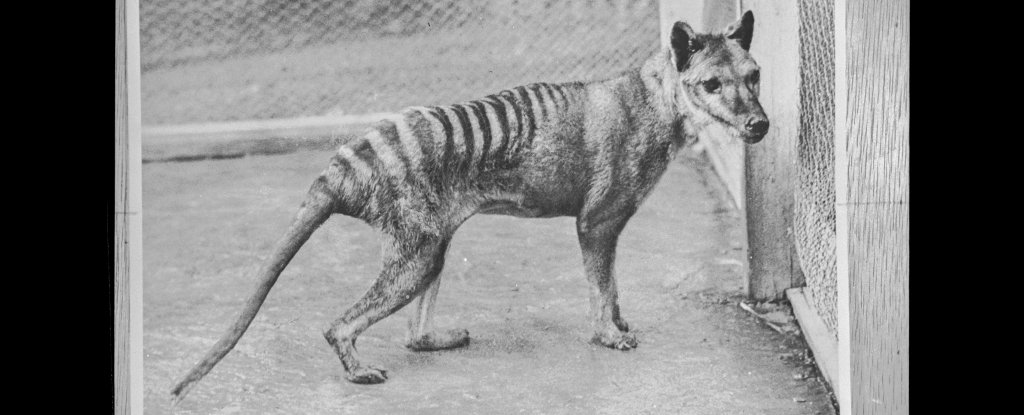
[169,186,336,405]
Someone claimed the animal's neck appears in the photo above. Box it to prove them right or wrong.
[639,48,697,148]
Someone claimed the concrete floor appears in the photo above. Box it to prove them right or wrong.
[142,148,835,414]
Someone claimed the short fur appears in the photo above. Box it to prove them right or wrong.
[171,12,767,403]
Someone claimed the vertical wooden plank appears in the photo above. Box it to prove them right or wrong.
[786,287,840,393]
[837,0,909,413]
[833,0,851,411]
[742,0,804,300]
[116,0,144,413]
[114,0,130,413]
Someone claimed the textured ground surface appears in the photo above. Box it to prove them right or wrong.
[142,148,835,414]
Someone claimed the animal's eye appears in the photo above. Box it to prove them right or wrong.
[702,78,722,93]
[748,70,760,84]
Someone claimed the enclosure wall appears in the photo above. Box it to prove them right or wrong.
[838,0,910,413]
[140,0,661,126]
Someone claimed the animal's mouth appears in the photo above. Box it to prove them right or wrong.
[725,125,767,144]
[740,131,767,144]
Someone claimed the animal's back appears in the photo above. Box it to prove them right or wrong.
[330,80,598,226]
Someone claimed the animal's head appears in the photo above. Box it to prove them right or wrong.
[669,11,768,144]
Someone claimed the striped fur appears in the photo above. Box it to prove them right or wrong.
[325,82,587,237]
[171,12,768,403]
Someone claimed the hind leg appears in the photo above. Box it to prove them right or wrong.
[322,232,448,384]
[405,272,471,351]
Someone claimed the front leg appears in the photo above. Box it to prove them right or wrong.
[576,215,638,350]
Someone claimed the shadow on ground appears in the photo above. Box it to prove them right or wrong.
[142,148,835,414]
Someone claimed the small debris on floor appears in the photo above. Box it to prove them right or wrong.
[697,290,736,305]
[739,300,801,335]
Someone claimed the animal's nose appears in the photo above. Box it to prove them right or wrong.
[745,118,769,135]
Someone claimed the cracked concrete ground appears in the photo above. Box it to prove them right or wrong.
[142,147,835,414]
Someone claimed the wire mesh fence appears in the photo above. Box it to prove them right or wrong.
[795,0,837,338]
[140,0,661,126]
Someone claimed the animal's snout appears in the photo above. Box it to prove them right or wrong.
[745,117,769,135]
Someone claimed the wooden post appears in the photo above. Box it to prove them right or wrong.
[835,0,910,413]
[115,0,143,413]
[741,0,804,300]
[114,1,129,411]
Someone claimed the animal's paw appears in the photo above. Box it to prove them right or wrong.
[406,328,471,351]
[345,365,388,384]
[592,331,639,351]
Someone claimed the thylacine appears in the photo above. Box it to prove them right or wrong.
[171,11,767,403]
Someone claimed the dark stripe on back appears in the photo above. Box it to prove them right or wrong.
[329,153,352,171]
[500,90,523,144]
[450,104,475,173]
[405,109,441,182]
[376,120,414,179]
[468,101,492,172]
[349,137,378,167]
[529,84,548,121]
[558,82,580,108]
[548,84,567,113]
[498,90,523,162]
[483,96,510,166]
[536,84,556,114]
[426,107,455,173]
[514,86,537,148]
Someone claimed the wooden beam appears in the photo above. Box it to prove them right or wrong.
[835,0,909,413]
[741,0,804,300]
[115,0,143,413]
[114,1,128,412]
[786,288,840,400]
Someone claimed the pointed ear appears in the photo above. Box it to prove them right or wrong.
[670,21,698,72]
[725,10,754,51]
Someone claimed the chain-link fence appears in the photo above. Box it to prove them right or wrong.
[795,0,837,339]
[140,0,661,126]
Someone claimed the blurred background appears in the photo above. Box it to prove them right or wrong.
[140,0,660,126]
